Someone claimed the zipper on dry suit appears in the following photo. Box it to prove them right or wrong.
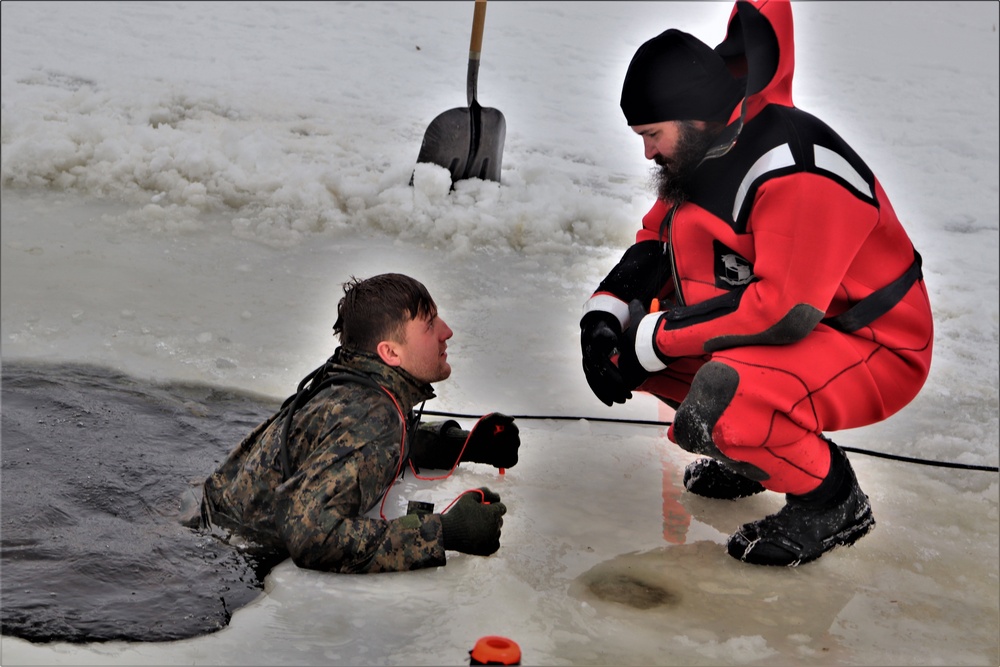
[659,205,684,308]
[659,119,744,312]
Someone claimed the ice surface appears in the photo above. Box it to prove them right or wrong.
[2,1,997,665]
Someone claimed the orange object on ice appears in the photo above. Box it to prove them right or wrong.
[469,635,521,665]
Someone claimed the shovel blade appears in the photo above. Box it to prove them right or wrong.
[470,106,505,182]
[415,105,506,185]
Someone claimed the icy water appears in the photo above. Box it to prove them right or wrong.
[0,360,284,643]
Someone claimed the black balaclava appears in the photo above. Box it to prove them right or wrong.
[621,28,744,126]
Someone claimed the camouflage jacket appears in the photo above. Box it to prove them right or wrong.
[201,347,452,573]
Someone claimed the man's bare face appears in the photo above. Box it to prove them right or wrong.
[632,120,718,203]
[392,310,453,384]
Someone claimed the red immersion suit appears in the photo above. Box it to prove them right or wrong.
[583,0,933,494]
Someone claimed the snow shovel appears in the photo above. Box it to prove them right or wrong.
[413,0,506,185]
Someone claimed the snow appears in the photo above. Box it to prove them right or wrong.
[1,1,997,665]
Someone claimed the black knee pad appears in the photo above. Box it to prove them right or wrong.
[674,361,768,482]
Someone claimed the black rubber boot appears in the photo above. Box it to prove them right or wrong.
[726,441,875,567]
[683,458,766,500]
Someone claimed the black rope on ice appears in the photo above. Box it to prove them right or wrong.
[421,409,1000,473]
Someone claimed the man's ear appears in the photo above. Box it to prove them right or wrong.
[376,340,403,367]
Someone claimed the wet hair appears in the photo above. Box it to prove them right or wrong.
[333,273,437,353]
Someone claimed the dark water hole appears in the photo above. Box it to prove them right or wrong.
[1,360,284,643]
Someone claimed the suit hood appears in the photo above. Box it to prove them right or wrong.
[717,0,795,123]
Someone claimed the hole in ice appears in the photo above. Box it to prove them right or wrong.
[586,573,678,610]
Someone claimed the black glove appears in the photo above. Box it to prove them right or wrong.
[409,420,464,470]
[440,488,506,556]
[581,312,631,406]
[448,413,520,469]
[614,299,653,393]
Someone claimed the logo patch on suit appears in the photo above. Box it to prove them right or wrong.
[714,240,754,289]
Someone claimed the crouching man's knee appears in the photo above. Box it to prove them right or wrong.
[673,361,767,482]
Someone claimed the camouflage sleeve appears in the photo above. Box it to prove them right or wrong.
[273,393,447,573]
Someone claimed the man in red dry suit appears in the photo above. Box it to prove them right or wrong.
[580,0,933,566]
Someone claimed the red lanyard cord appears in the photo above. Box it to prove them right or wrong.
[378,406,491,519]
[441,488,492,513]
[407,413,488,481]
[377,387,409,521]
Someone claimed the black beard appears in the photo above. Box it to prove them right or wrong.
[650,122,720,204]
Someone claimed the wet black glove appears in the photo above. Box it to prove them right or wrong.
[448,413,520,469]
[440,488,506,556]
[409,420,464,470]
[581,312,631,406]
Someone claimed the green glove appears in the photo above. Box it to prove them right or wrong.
[440,488,506,556]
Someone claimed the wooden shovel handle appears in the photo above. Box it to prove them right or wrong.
[469,0,487,57]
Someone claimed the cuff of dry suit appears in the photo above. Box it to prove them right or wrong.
[635,312,669,372]
[582,293,630,331]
